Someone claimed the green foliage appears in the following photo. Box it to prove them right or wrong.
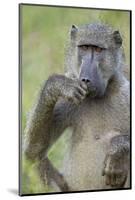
[21,4,130,194]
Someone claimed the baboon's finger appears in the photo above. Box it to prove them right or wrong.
[74,91,85,102]
[77,86,88,96]
[79,81,88,91]
[110,174,116,186]
[105,174,111,185]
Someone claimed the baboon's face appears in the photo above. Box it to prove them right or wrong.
[70,24,122,97]
[78,44,116,97]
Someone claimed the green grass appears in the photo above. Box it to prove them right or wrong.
[21,4,130,194]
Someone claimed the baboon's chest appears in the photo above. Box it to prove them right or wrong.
[74,97,129,142]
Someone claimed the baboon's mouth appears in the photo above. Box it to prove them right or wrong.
[86,83,97,98]
[87,84,106,98]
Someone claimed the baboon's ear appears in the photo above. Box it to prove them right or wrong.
[70,24,78,40]
[113,30,122,48]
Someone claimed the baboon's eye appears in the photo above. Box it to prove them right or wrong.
[94,46,103,53]
[80,45,89,50]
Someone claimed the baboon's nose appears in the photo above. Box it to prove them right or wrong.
[81,78,97,97]
[81,78,90,83]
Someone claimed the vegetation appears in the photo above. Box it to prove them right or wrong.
[21,4,130,194]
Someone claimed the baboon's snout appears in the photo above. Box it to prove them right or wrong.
[79,55,106,98]
[80,78,97,97]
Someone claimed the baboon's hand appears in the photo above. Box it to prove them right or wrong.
[47,74,97,104]
[102,151,128,188]
[47,75,88,105]
[60,77,89,104]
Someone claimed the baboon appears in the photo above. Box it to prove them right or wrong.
[24,23,130,192]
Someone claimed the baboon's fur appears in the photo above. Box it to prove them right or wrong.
[24,23,130,192]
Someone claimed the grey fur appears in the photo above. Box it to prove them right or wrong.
[24,23,130,192]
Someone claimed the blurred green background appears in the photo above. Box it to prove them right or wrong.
[21,4,130,194]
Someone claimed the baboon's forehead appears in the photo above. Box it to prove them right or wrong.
[76,23,115,49]
[79,23,113,32]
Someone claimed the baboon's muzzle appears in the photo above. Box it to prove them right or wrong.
[79,55,106,97]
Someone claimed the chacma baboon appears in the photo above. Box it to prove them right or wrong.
[24,23,130,192]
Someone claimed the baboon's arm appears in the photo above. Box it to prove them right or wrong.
[24,75,74,161]
[102,135,130,187]
[24,74,87,191]
[37,100,72,192]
